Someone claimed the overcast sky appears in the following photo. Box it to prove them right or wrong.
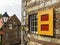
[0,0,22,21]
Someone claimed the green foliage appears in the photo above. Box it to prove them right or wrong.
[0,14,2,18]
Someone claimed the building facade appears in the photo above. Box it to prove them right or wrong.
[22,0,60,45]
[0,12,21,45]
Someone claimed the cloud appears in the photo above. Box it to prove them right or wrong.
[0,0,21,21]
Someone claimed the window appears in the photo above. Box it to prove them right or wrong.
[9,24,12,29]
[28,14,37,33]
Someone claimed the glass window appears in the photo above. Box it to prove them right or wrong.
[28,14,37,33]
[9,24,12,29]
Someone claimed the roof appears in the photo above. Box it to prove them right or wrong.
[0,14,21,28]
[3,12,9,17]
[0,14,21,34]
[8,14,21,24]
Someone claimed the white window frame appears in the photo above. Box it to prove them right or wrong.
[29,15,37,33]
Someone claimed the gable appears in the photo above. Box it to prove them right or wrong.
[7,15,21,25]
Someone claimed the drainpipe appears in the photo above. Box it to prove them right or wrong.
[21,27,24,45]
[21,0,25,45]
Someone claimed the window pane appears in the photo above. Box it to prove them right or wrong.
[34,27,37,31]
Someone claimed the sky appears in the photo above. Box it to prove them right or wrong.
[0,0,22,21]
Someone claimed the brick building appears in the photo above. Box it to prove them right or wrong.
[0,12,21,45]
[22,0,60,45]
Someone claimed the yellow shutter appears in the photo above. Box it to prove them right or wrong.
[37,8,54,36]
